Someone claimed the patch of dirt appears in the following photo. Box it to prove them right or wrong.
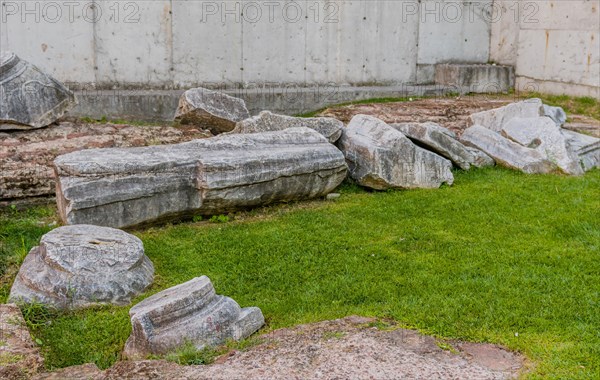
[562,115,600,138]
[0,121,211,203]
[0,304,45,380]
[320,95,600,137]
[320,95,514,135]
[33,316,525,380]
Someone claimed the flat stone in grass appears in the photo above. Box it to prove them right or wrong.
[338,115,454,190]
[461,125,557,174]
[8,225,154,310]
[174,88,250,134]
[468,98,544,133]
[501,117,583,175]
[124,276,264,359]
[229,111,343,143]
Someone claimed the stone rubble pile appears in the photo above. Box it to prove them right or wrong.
[51,89,599,229]
[462,98,598,175]
[4,83,599,363]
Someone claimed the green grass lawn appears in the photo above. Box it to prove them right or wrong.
[1,168,599,378]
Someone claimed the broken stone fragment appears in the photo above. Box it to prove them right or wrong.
[561,129,600,172]
[543,104,567,127]
[338,115,454,190]
[460,125,557,174]
[9,225,154,310]
[468,98,544,133]
[174,87,250,134]
[124,276,264,359]
[0,51,76,131]
[501,117,583,175]
[391,122,475,170]
[230,110,343,143]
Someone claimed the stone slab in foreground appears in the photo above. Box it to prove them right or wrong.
[124,276,264,359]
[339,115,454,190]
[55,128,347,228]
[9,225,154,310]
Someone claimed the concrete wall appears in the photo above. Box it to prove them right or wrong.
[1,0,492,89]
[490,0,600,98]
[2,1,597,98]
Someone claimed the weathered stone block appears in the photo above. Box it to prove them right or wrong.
[468,98,544,133]
[562,129,600,172]
[0,52,76,131]
[461,125,557,174]
[338,115,454,190]
[543,104,567,127]
[174,88,250,134]
[55,128,347,228]
[9,225,154,309]
[391,122,480,170]
[124,276,264,358]
[501,117,583,175]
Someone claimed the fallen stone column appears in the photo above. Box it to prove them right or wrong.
[54,128,347,228]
